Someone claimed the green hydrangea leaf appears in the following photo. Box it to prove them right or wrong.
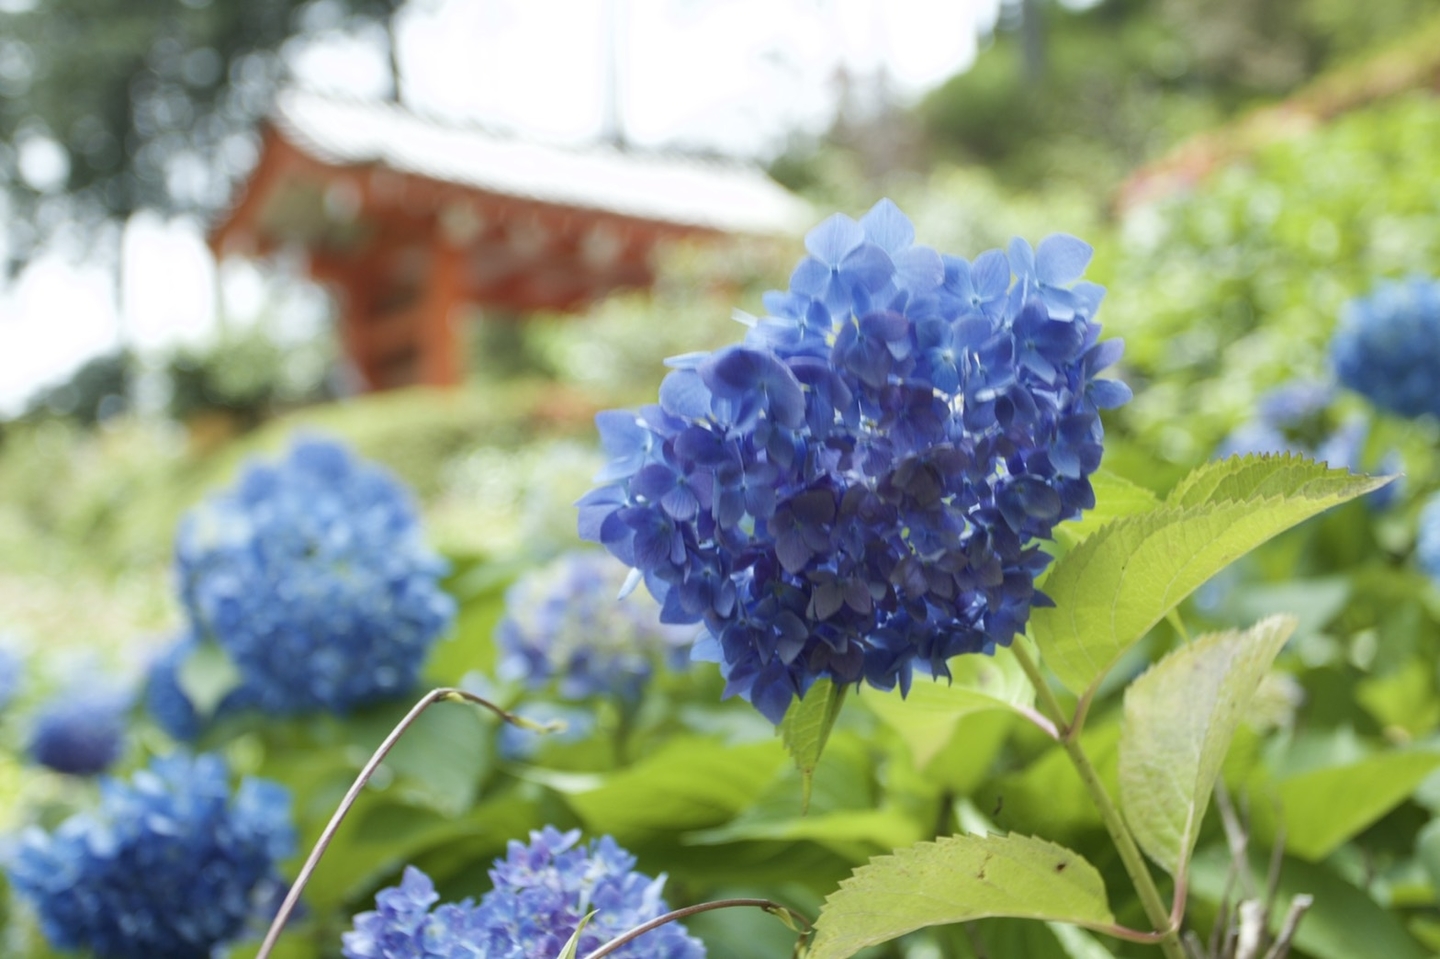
[1119,615,1297,876]
[566,738,785,840]
[1249,750,1440,861]
[1051,469,1160,552]
[862,642,1035,769]
[554,911,595,959]
[809,833,1114,959]
[779,677,847,812]
[1031,454,1390,695]
[176,637,243,718]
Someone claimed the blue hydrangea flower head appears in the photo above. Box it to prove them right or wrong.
[176,437,456,716]
[27,685,129,776]
[1416,493,1440,581]
[496,550,694,700]
[578,199,1129,722]
[1332,278,1440,419]
[343,827,704,959]
[6,752,295,959]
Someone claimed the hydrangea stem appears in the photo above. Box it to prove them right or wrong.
[580,898,813,959]
[254,687,552,959]
[1010,641,1185,959]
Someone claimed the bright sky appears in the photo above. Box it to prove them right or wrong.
[0,0,1000,414]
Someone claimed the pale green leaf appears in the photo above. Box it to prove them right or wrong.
[862,644,1034,769]
[1119,615,1297,876]
[1048,922,1119,959]
[809,833,1114,959]
[176,637,243,717]
[1249,750,1440,861]
[687,807,923,854]
[779,678,847,812]
[1052,469,1160,552]
[1032,455,1389,694]
[554,911,595,959]
[566,738,784,840]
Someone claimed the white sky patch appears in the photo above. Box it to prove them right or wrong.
[121,213,216,352]
[0,256,121,411]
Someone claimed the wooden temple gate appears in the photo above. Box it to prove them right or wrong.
[210,91,808,391]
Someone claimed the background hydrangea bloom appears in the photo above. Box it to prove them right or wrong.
[1332,278,1440,419]
[27,685,129,775]
[6,752,294,959]
[176,437,455,716]
[579,200,1129,722]
[1416,494,1440,582]
[496,550,694,700]
[343,826,704,959]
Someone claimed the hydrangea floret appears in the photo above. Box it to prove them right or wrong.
[6,752,295,959]
[1416,493,1440,582]
[579,200,1130,722]
[342,826,704,959]
[1331,277,1440,419]
[27,686,129,775]
[496,549,694,700]
[175,438,455,716]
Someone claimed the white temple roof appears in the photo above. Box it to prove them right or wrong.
[271,90,812,236]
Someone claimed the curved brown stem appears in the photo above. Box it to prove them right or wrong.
[254,688,552,959]
[581,898,813,959]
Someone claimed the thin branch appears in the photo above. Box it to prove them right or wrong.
[580,898,812,959]
[254,688,550,959]
[1261,894,1313,959]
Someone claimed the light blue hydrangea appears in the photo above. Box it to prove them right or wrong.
[175,437,455,717]
[1415,494,1440,581]
[496,550,694,701]
[27,685,129,776]
[1332,278,1440,419]
[343,827,704,959]
[580,200,1129,721]
[6,752,295,959]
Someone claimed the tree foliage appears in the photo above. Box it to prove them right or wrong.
[0,0,401,262]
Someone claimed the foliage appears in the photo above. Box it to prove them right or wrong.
[0,0,402,262]
[165,323,336,428]
[21,349,134,426]
[919,0,1436,193]
[1102,93,1440,467]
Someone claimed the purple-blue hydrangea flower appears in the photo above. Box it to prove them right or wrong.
[342,827,705,959]
[6,752,294,959]
[1332,278,1440,419]
[175,437,455,717]
[496,550,694,700]
[578,199,1129,722]
[27,685,129,776]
